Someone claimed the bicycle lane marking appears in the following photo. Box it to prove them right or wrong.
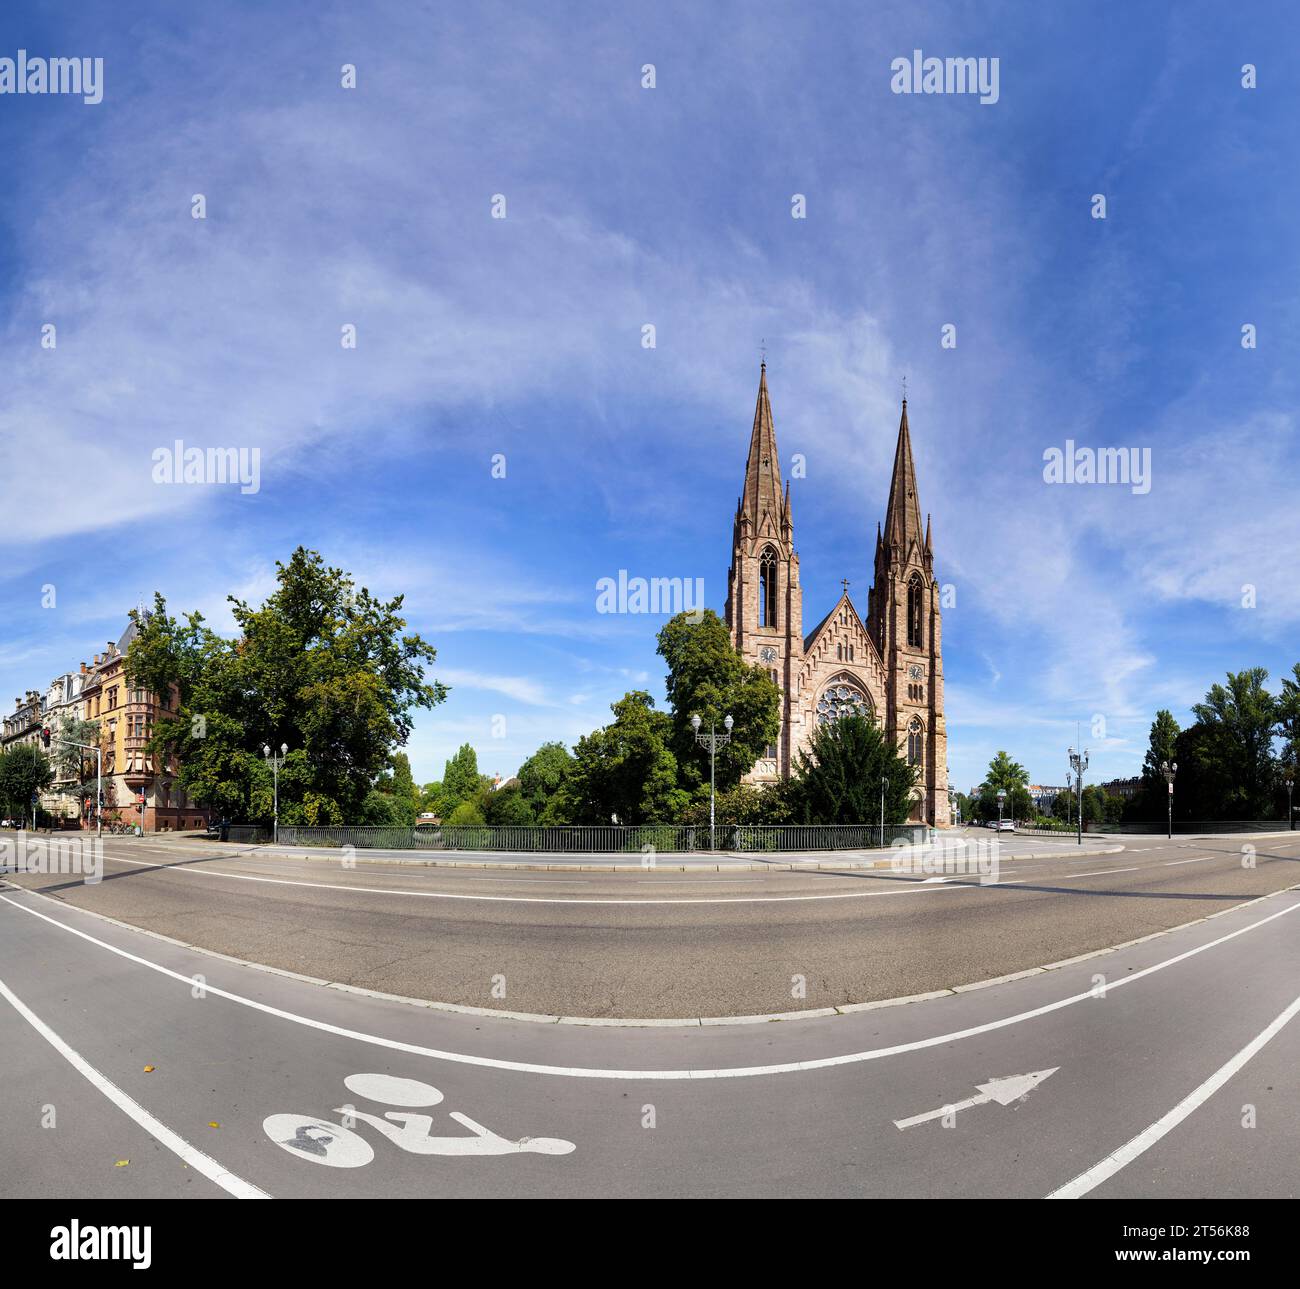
[3,889,1298,1081]
[0,975,270,1198]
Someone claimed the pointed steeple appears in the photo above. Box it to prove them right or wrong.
[924,512,933,558]
[883,399,924,554]
[739,363,784,539]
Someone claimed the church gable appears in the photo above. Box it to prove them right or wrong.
[797,595,886,695]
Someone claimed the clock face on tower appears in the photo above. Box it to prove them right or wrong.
[759,647,778,663]
[908,664,923,680]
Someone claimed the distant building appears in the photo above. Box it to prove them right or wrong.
[1029,784,1068,813]
[1099,776,1142,802]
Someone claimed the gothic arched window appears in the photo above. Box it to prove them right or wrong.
[907,573,924,649]
[907,717,923,767]
[759,547,778,627]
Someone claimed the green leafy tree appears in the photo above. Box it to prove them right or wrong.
[792,715,916,825]
[1276,663,1300,772]
[516,742,574,821]
[125,548,447,824]
[446,799,486,826]
[372,751,419,825]
[1191,669,1278,818]
[485,785,536,826]
[0,745,54,824]
[438,744,484,818]
[566,691,689,824]
[656,611,781,796]
[984,751,1029,794]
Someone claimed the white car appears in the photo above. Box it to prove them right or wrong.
[987,819,1015,831]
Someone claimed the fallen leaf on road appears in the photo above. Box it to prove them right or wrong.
[208,1122,220,1128]
[143,1065,155,1073]
[115,1160,129,1167]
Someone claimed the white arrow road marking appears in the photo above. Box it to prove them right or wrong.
[4,890,1297,1080]
[0,976,271,1198]
[894,1068,1058,1130]
[1047,993,1300,1198]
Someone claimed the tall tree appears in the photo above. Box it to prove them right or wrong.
[1191,669,1277,818]
[984,751,1029,794]
[793,714,916,825]
[1277,663,1300,771]
[125,548,447,824]
[439,744,484,818]
[656,610,781,795]
[565,691,688,825]
[516,741,575,823]
[0,745,54,824]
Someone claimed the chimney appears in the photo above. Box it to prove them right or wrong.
[80,662,87,675]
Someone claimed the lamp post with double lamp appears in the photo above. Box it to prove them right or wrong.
[263,743,288,845]
[1286,778,1295,831]
[1160,760,1178,840]
[996,788,1006,831]
[690,714,732,851]
[1068,745,1089,846]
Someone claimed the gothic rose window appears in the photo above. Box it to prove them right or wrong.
[816,680,871,725]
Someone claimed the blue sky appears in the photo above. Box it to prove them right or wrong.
[2,1,1298,796]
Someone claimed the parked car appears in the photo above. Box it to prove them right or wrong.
[995,819,1016,832]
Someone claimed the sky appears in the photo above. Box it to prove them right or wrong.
[1,0,1298,797]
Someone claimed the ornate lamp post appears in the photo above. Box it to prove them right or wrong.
[996,788,1006,830]
[262,743,288,845]
[1068,745,1089,846]
[1160,760,1178,840]
[691,714,732,851]
[1286,777,1295,831]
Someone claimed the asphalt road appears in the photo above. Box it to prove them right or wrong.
[2,830,1297,1019]
[1,871,1296,1198]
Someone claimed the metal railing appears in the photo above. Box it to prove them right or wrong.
[217,823,931,853]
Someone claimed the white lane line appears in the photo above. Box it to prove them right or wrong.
[1164,857,1214,867]
[2,890,1297,1081]
[0,975,270,1199]
[93,854,970,906]
[1047,992,1300,1198]
[92,853,1170,907]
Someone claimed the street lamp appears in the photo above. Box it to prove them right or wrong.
[1160,760,1178,840]
[1068,746,1090,847]
[996,788,1007,830]
[880,775,888,846]
[263,743,288,844]
[691,714,732,851]
[1286,778,1295,831]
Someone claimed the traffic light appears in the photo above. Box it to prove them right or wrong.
[41,727,51,748]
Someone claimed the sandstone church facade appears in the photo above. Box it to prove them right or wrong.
[724,365,951,826]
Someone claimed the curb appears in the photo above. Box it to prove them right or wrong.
[171,840,1127,873]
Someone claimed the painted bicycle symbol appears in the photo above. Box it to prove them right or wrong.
[264,1073,575,1168]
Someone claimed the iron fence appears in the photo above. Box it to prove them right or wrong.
[219,823,931,853]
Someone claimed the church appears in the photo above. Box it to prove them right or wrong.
[723,365,951,826]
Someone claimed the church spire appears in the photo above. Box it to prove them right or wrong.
[883,398,924,555]
[738,363,784,539]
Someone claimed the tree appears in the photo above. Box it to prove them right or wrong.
[1277,663,1300,770]
[984,751,1029,794]
[485,785,536,826]
[1131,709,1182,820]
[0,745,54,824]
[125,548,447,824]
[792,715,916,825]
[565,691,689,824]
[656,611,781,796]
[372,751,419,825]
[51,715,102,815]
[1191,669,1278,818]
[438,744,484,818]
[516,742,574,821]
